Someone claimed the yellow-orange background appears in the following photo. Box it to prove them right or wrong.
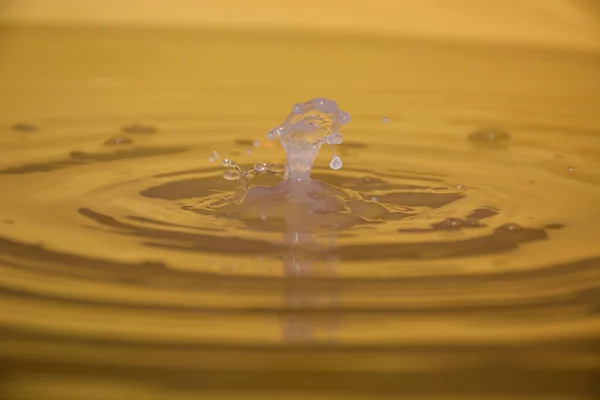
[1,0,599,51]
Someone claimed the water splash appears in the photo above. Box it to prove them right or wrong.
[213,99,354,217]
[219,98,350,189]
[267,98,350,180]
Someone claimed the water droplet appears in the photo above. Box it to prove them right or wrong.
[254,162,267,173]
[456,184,463,190]
[442,218,463,229]
[292,103,303,114]
[567,166,574,172]
[370,196,378,202]
[468,127,511,148]
[222,170,240,180]
[266,128,280,141]
[208,151,219,162]
[253,140,260,148]
[326,132,343,145]
[339,111,350,124]
[500,223,522,232]
[246,148,253,155]
[12,123,38,132]
[330,156,343,170]
[382,116,389,123]
[311,98,339,113]
[221,158,236,168]
[103,136,133,146]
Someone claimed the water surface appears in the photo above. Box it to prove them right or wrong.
[1,25,600,400]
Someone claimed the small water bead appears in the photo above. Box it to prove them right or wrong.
[370,196,378,202]
[103,136,133,146]
[567,166,574,172]
[221,158,237,168]
[500,223,523,232]
[468,127,511,148]
[339,111,350,124]
[254,162,267,173]
[222,170,241,181]
[442,218,463,229]
[330,156,343,170]
[266,127,282,141]
[253,140,260,148]
[326,132,343,145]
[246,148,253,155]
[208,151,219,162]
[382,116,389,123]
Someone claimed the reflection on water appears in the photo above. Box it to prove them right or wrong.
[1,25,600,400]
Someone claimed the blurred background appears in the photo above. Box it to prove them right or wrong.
[1,0,599,51]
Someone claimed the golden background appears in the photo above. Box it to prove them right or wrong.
[1,2,599,400]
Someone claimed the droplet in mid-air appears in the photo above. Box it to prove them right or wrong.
[382,116,389,123]
[330,156,343,170]
[208,151,219,162]
[221,158,236,168]
[567,166,574,172]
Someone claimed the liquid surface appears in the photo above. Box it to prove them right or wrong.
[1,25,600,400]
